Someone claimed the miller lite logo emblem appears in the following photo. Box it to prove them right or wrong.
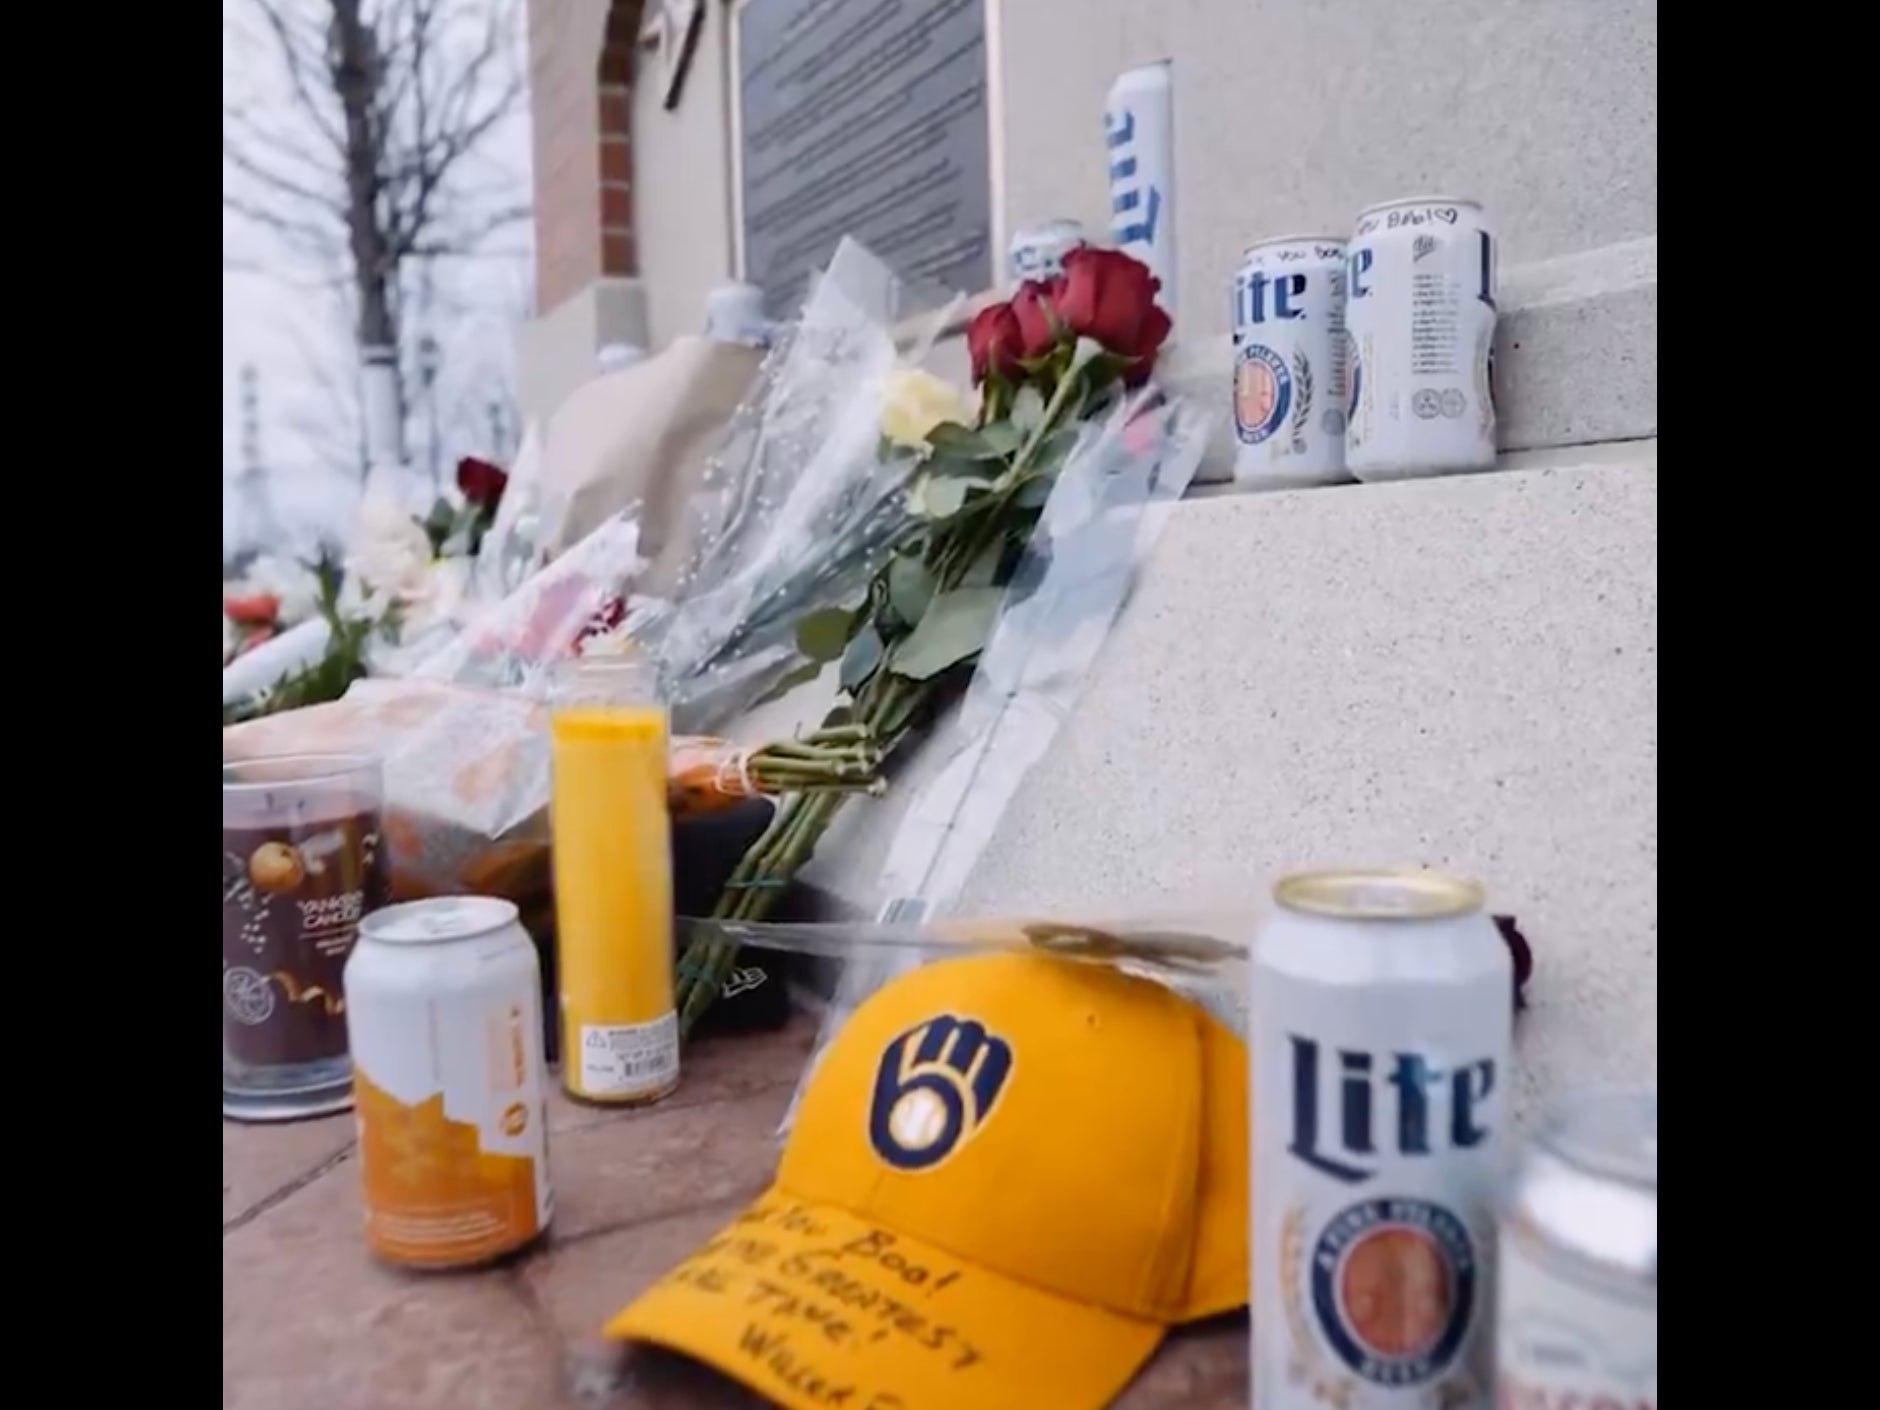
[868,1015,1013,1172]
[1235,345,1292,446]
[1282,1035,1496,1389]
[1308,1196,1478,1387]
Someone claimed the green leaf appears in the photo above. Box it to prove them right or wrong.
[926,422,1002,460]
[839,624,885,691]
[887,556,937,625]
[795,606,855,663]
[978,419,1024,457]
[890,587,1005,681]
[1010,385,1046,435]
[924,451,997,481]
[914,476,970,519]
[752,657,826,708]
[419,498,456,556]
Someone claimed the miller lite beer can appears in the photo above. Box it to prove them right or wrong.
[1104,61,1176,316]
[1233,236,1353,488]
[1250,869,1513,1410]
[1496,1090,1657,1410]
[1008,219,1088,289]
[1345,197,1499,481]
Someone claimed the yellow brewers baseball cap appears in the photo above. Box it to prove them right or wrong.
[604,952,1248,1410]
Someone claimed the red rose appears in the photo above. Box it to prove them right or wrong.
[1055,248,1171,384]
[223,591,280,627]
[1493,914,1535,1011]
[1010,279,1061,359]
[456,455,509,510]
[965,302,1023,384]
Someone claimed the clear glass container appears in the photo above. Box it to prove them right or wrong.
[222,752,387,1121]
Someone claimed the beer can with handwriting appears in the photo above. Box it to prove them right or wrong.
[1345,197,1499,481]
[1008,219,1088,289]
[344,896,553,1269]
[1105,61,1176,314]
[1250,869,1512,1410]
[1497,1090,1657,1410]
[1233,236,1352,488]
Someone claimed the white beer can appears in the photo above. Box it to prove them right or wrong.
[1497,1090,1657,1410]
[1250,869,1513,1410]
[343,896,554,1269]
[1233,235,1353,488]
[1008,219,1088,290]
[1345,197,1499,481]
[1104,61,1176,315]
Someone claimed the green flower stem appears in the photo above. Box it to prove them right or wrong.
[1012,361,1087,474]
[674,673,929,1034]
[754,742,874,765]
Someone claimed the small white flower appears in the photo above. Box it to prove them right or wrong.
[346,491,435,602]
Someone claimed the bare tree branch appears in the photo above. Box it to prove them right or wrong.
[245,0,348,156]
[223,136,346,215]
[225,0,530,480]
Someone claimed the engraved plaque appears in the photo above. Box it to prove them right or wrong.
[736,0,993,318]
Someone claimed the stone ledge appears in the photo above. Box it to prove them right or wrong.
[1162,235,1658,484]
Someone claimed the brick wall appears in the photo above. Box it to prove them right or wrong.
[528,0,642,316]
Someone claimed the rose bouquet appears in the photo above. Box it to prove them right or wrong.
[672,245,1180,1031]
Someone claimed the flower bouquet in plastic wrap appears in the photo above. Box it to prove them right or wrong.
[669,243,1250,1036]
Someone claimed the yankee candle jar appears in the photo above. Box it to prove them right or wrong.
[548,656,681,1105]
[222,751,389,1121]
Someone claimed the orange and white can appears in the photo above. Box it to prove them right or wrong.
[343,897,553,1268]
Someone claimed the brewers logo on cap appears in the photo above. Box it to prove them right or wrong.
[869,1015,1014,1171]
[1235,344,1292,446]
[1309,1196,1477,1386]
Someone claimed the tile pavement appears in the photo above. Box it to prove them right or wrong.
[223,1015,1249,1409]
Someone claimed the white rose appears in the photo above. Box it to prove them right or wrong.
[879,368,974,451]
[346,492,435,601]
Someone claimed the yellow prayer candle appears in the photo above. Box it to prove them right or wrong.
[548,660,680,1104]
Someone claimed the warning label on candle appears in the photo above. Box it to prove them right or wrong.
[579,1014,680,1098]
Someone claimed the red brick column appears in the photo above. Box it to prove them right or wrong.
[528,0,643,316]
